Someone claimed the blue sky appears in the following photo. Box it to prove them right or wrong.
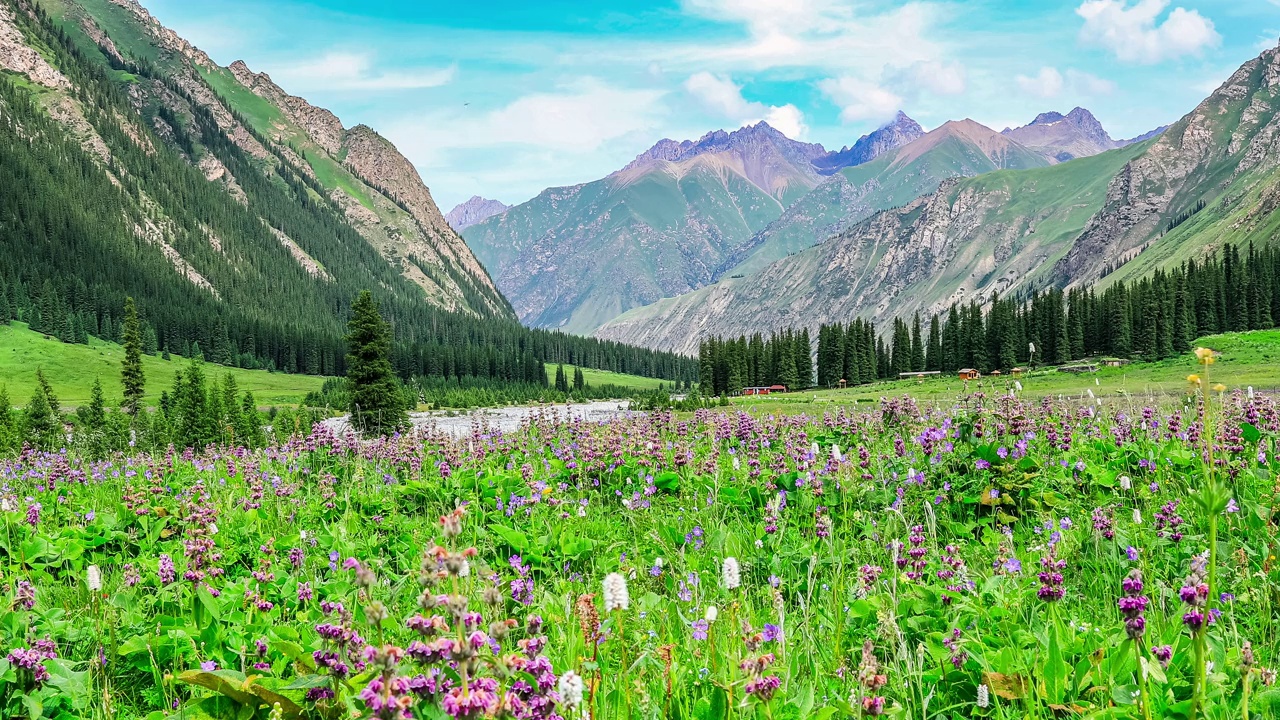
[139,0,1280,211]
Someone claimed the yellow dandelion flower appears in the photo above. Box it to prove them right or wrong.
[1194,347,1216,365]
[1212,383,1227,393]
[1187,374,1201,385]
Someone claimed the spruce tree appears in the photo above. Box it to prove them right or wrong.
[238,392,265,448]
[345,291,408,435]
[795,328,813,388]
[573,366,585,392]
[121,297,146,415]
[24,370,61,450]
[910,313,925,372]
[926,315,942,371]
[0,387,15,454]
[554,364,569,392]
[78,378,106,433]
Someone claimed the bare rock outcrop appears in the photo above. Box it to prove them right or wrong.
[0,4,71,89]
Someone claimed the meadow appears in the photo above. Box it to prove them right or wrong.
[0,323,325,409]
[0,347,1276,720]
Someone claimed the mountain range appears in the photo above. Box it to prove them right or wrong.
[595,45,1280,354]
[464,105,1161,334]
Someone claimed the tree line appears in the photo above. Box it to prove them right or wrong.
[700,241,1280,391]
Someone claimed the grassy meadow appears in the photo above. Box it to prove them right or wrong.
[0,322,326,409]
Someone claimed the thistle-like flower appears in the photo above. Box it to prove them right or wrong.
[602,573,629,612]
[558,670,585,708]
[722,557,741,590]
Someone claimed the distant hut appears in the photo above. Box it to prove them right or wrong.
[958,368,980,380]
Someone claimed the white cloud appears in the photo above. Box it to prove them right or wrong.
[385,78,666,161]
[1076,0,1220,64]
[885,59,967,96]
[672,0,945,74]
[1065,68,1116,95]
[1016,67,1065,98]
[818,77,903,123]
[683,72,808,138]
[1016,66,1118,99]
[764,104,808,139]
[684,72,756,117]
[271,52,455,92]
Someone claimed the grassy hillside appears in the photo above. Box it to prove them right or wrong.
[0,323,326,409]
[544,364,668,391]
[731,329,1280,411]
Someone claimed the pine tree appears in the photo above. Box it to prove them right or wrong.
[910,313,925,372]
[121,297,145,415]
[238,392,265,448]
[24,369,61,450]
[573,366,585,392]
[794,328,813,388]
[0,387,15,454]
[78,377,106,433]
[554,364,569,392]
[345,291,408,435]
[926,314,942,371]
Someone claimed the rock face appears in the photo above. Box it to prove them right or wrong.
[0,4,70,89]
[446,196,510,231]
[463,121,833,334]
[811,112,924,175]
[596,47,1280,355]
[1055,44,1280,287]
[228,60,345,155]
[1002,107,1122,162]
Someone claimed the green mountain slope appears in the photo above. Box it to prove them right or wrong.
[462,122,830,335]
[720,119,1050,278]
[51,0,509,318]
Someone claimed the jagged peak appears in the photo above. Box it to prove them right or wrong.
[621,120,825,173]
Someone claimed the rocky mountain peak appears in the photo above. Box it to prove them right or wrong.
[228,59,346,155]
[1030,111,1066,125]
[446,196,510,232]
[813,111,925,175]
[621,121,827,174]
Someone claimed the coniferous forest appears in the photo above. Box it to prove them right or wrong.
[0,3,695,395]
[700,242,1280,393]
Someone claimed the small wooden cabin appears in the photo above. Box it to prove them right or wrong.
[958,368,980,380]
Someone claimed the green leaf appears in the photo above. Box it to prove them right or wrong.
[487,524,530,553]
[654,471,681,492]
[1242,422,1261,444]
[42,659,90,709]
[1044,619,1068,704]
[175,669,257,706]
[21,692,43,720]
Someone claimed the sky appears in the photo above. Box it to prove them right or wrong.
[138,0,1280,211]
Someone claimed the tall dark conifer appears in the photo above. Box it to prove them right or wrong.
[121,297,145,415]
[346,291,408,435]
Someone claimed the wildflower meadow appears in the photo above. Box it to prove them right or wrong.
[1,350,1279,720]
